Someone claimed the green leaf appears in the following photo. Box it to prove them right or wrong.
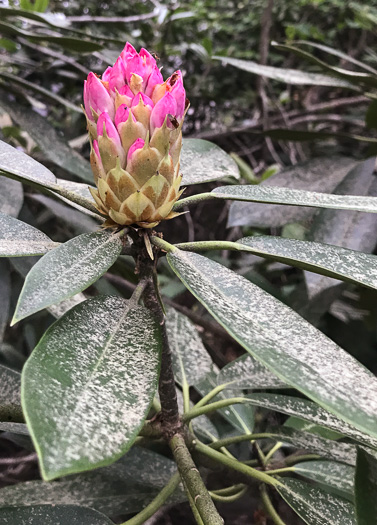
[0,447,183,516]
[181,139,240,185]
[166,249,377,440]
[0,176,23,217]
[0,505,114,524]
[228,156,355,228]
[12,230,122,324]
[237,235,377,291]
[284,416,345,441]
[213,55,360,89]
[355,447,377,524]
[0,259,10,344]
[21,296,162,480]
[3,104,93,183]
[166,307,213,386]
[277,478,356,525]
[294,461,354,502]
[0,422,28,434]
[212,183,377,215]
[217,353,286,390]
[0,7,71,28]
[0,213,59,257]
[0,364,21,405]
[246,393,377,448]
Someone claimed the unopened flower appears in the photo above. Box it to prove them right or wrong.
[84,43,188,228]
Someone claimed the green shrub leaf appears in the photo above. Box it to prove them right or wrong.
[0,505,114,524]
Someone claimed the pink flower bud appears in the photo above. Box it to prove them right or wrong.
[115,104,134,128]
[131,92,154,110]
[150,92,177,133]
[109,56,127,92]
[121,42,137,62]
[97,112,121,144]
[84,72,114,121]
[102,67,112,83]
[145,65,164,98]
[168,71,186,119]
[127,138,145,162]
[125,48,157,90]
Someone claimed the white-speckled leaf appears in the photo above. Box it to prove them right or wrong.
[217,354,287,390]
[166,249,377,440]
[0,364,21,405]
[12,230,122,324]
[270,427,356,465]
[212,184,377,215]
[21,296,162,480]
[166,307,212,386]
[195,370,254,433]
[0,176,23,217]
[180,139,239,185]
[294,461,354,502]
[214,56,358,88]
[0,422,28,434]
[237,235,377,291]
[0,447,183,516]
[0,213,59,257]
[246,394,377,449]
[227,156,355,228]
[0,505,113,524]
[355,447,377,524]
[0,259,10,344]
[277,478,356,525]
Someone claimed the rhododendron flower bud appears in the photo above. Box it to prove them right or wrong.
[84,42,188,228]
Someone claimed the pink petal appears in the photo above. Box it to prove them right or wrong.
[109,56,127,92]
[121,42,137,62]
[102,66,112,82]
[97,112,121,144]
[115,104,135,128]
[150,92,177,131]
[145,65,164,97]
[169,72,186,119]
[83,79,93,121]
[127,138,145,161]
[86,72,114,118]
[131,92,154,109]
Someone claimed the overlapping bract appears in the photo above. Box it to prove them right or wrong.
[84,43,187,228]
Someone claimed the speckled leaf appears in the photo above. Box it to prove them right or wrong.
[166,307,212,386]
[294,461,354,501]
[212,184,377,215]
[21,296,162,480]
[270,427,356,465]
[195,370,254,433]
[0,447,184,516]
[0,176,23,217]
[245,394,377,449]
[277,478,356,525]
[0,213,59,257]
[214,55,359,89]
[0,364,21,405]
[0,505,113,524]
[12,230,122,324]
[228,156,355,228]
[4,104,93,183]
[0,259,10,343]
[284,416,344,441]
[237,235,377,291]
[0,423,28,434]
[166,249,377,440]
[355,447,377,524]
[181,139,239,185]
[217,353,287,390]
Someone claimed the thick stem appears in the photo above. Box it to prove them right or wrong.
[170,433,224,525]
[260,484,287,525]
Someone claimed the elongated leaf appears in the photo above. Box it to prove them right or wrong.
[213,55,359,89]
[0,7,71,28]
[0,364,21,405]
[270,427,356,465]
[212,184,377,215]
[181,139,239,185]
[237,235,377,291]
[12,230,122,324]
[22,296,162,480]
[166,249,377,439]
[0,505,113,524]
[166,307,212,386]
[0,422,28,434]
[3,104,93,183]
[294,461,354,501]
[0,177,23,217]
[0,259,10,343]
[0,447,183,516]
[355,447,377,524]
[277,478,356,525]
[284,416,343,441]
[246,393,377,448]
[0,213,59,257]
[228,156,355,228]
[217,353,286,389]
